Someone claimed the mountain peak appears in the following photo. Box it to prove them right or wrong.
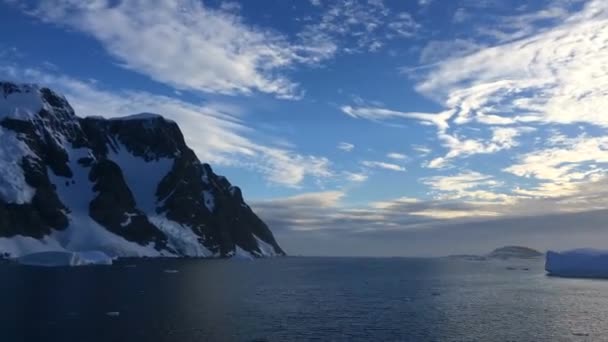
[0,81,75,121]
[0,82,285,259]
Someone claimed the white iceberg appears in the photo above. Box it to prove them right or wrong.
[17,251,113,267]
[545,249,608,278]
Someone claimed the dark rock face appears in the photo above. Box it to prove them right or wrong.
[88,159,168,250]
[0,82,284,258]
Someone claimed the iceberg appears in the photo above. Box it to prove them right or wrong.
[545,249,608,278]
[17,251,113,267]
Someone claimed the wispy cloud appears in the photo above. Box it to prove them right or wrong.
[418,39,484,64]
[344,171,368,182]
[341,106,453,131]
[12,0,334,98]
[412,145,432,156]
[343,0,608,184]
[505,134,608,197]
[297,0,420,54]
[386,152,408,160]
[422,171,509,202]
[415,0,608,128]
[9,0,423,98]
[342,104,534,169]
[337,142,355,152]
[361,160,406,172]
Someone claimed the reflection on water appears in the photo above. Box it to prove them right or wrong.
[1,257,608,341]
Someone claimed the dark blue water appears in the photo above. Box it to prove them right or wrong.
[1,257,607,341]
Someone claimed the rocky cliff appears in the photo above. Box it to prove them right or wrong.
[0,82,285,258]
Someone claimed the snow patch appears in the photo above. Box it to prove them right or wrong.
[17,251,113,267]
[254,236,278,257]
[232,245,254,260]
[0,84,44,121]
[201,166,209,184]
[0,128,36,203]
[546,249,608,278]
[120,212,138,227]
[202,190,215,212]
[108,142,173,213]
[48,146,164,258]
[0,235,65,258]
[148,216,211,257]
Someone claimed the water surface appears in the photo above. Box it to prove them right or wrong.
[1,257,606,341]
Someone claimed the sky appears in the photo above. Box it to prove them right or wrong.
[2,0,608,256]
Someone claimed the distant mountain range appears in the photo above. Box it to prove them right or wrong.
[0,82,284,259]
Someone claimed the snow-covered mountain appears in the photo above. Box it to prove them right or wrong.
[0,82,285,259]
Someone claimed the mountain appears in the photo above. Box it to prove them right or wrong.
[0,82,285,259]
[487,246,543,259]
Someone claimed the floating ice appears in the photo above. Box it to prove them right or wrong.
[17,251,113,267]
[545,249,608,278]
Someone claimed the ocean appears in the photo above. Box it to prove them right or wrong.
[1,256,607,341]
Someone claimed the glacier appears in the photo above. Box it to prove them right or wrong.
[17,250,113,267]
[545,249,608,278]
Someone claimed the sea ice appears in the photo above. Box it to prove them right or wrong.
[17,251,113,267]
[545,249,608,278]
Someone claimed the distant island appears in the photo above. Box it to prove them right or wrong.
[447,246,544,261]
[487,246,544,259]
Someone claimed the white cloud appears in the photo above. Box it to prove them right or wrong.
[219,1,241,12]
[387,12,419,38]
[387,152,407,160]
[341,106,454,132]
[427,126,535,168]
[256,190,345,210]
[298,0,419,54]
[337,142,355,152]
[342,105,536,169]
[361,160,406,172]
[504,134,608,197]
[452,8,469,23]
[415,0,608,128]
[15,0,334,98]
[418,39,483,64]
[412,145,432,156]
[355,110,533,170]
[422,171,510,202]
[342,0,608,180]
[12,0,422,98]
[344,171,368,182]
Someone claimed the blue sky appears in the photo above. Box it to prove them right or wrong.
[2,0,608,256]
